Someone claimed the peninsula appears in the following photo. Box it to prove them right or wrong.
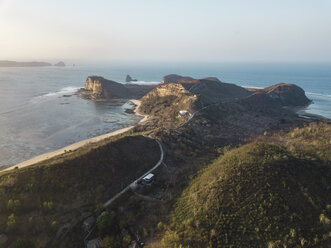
[0,60,52,67]
[0,74,329,248]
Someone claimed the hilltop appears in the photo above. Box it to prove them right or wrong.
[0,135,160,247]
[160,123,331,247]
[137,75,310,130]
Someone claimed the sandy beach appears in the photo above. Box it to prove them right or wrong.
[2,99,148,172]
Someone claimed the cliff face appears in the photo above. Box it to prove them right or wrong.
[143,83,190,98]
[140,77,252,114]
[84,76,132,99]
[83,76,156,100]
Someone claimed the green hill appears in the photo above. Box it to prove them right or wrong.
[0,135,160,247]
[160,123,331,248]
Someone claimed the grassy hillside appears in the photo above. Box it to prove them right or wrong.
[160,123,331,248]
[0,135,160,247]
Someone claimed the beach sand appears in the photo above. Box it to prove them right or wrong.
[2,99,148,172]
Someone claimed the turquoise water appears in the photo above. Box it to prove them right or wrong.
[0,62,330,167]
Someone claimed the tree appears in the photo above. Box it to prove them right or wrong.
[50,221,59,233]
[97,211,113,236]
[157,221,164,231]
[7,213,16,230]
[7,199,21,212]
[101,236,116,248]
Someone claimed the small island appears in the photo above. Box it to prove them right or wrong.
[125,74,138,82]
[54,61,66,67]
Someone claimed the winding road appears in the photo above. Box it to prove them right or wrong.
[103,138,164,208]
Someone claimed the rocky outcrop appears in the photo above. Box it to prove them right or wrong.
[143,83,190,99]
[82,76,156,100]
[84,76,133,99]
[263,83,311,106]
[161,74,194,84]
[141,77,252,110]
[54,61,65,67]
[139,76,252,120]
[125,75,138,82]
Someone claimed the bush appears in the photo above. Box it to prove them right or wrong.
[157,221,164,231]
[7,213,16,230]
[97,211,113,236]
[7,199,21,212]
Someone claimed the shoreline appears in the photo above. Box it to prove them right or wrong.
[285,105,328,121]
[1,99,148,172]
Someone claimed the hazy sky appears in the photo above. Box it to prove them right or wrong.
[0,0,330,62]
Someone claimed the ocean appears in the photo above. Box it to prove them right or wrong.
[0,62,330,167]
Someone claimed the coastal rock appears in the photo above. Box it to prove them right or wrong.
[139,76,251,122]
[125,75,138,82]
[54,61,66,67]
[264,83,311,106]
[161,74,194,84]
[82,76,156,100]
[147,77,250,105]
[84,76,132,99]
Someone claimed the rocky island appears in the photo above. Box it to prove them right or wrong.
[125,74,138,82]
[0,74,329,248]
[54,61,66,67]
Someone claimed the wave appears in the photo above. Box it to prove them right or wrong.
[30,86,80,103]
[306,92,331,99]
[0,86,81,115]
[241,85,264,89]
[124,81,160,85]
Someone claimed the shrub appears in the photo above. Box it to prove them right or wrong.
[97,211,113,236]
[7,213,16,230]
[157,221,164,231]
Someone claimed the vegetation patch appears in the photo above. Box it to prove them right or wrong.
[161,123,331,248]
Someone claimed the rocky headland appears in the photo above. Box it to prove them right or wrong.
[79,76,156,100]
[136,75,312,129]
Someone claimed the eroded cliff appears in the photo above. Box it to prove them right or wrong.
[82,76,156,100]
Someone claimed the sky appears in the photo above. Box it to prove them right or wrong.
[0,0,331,63]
